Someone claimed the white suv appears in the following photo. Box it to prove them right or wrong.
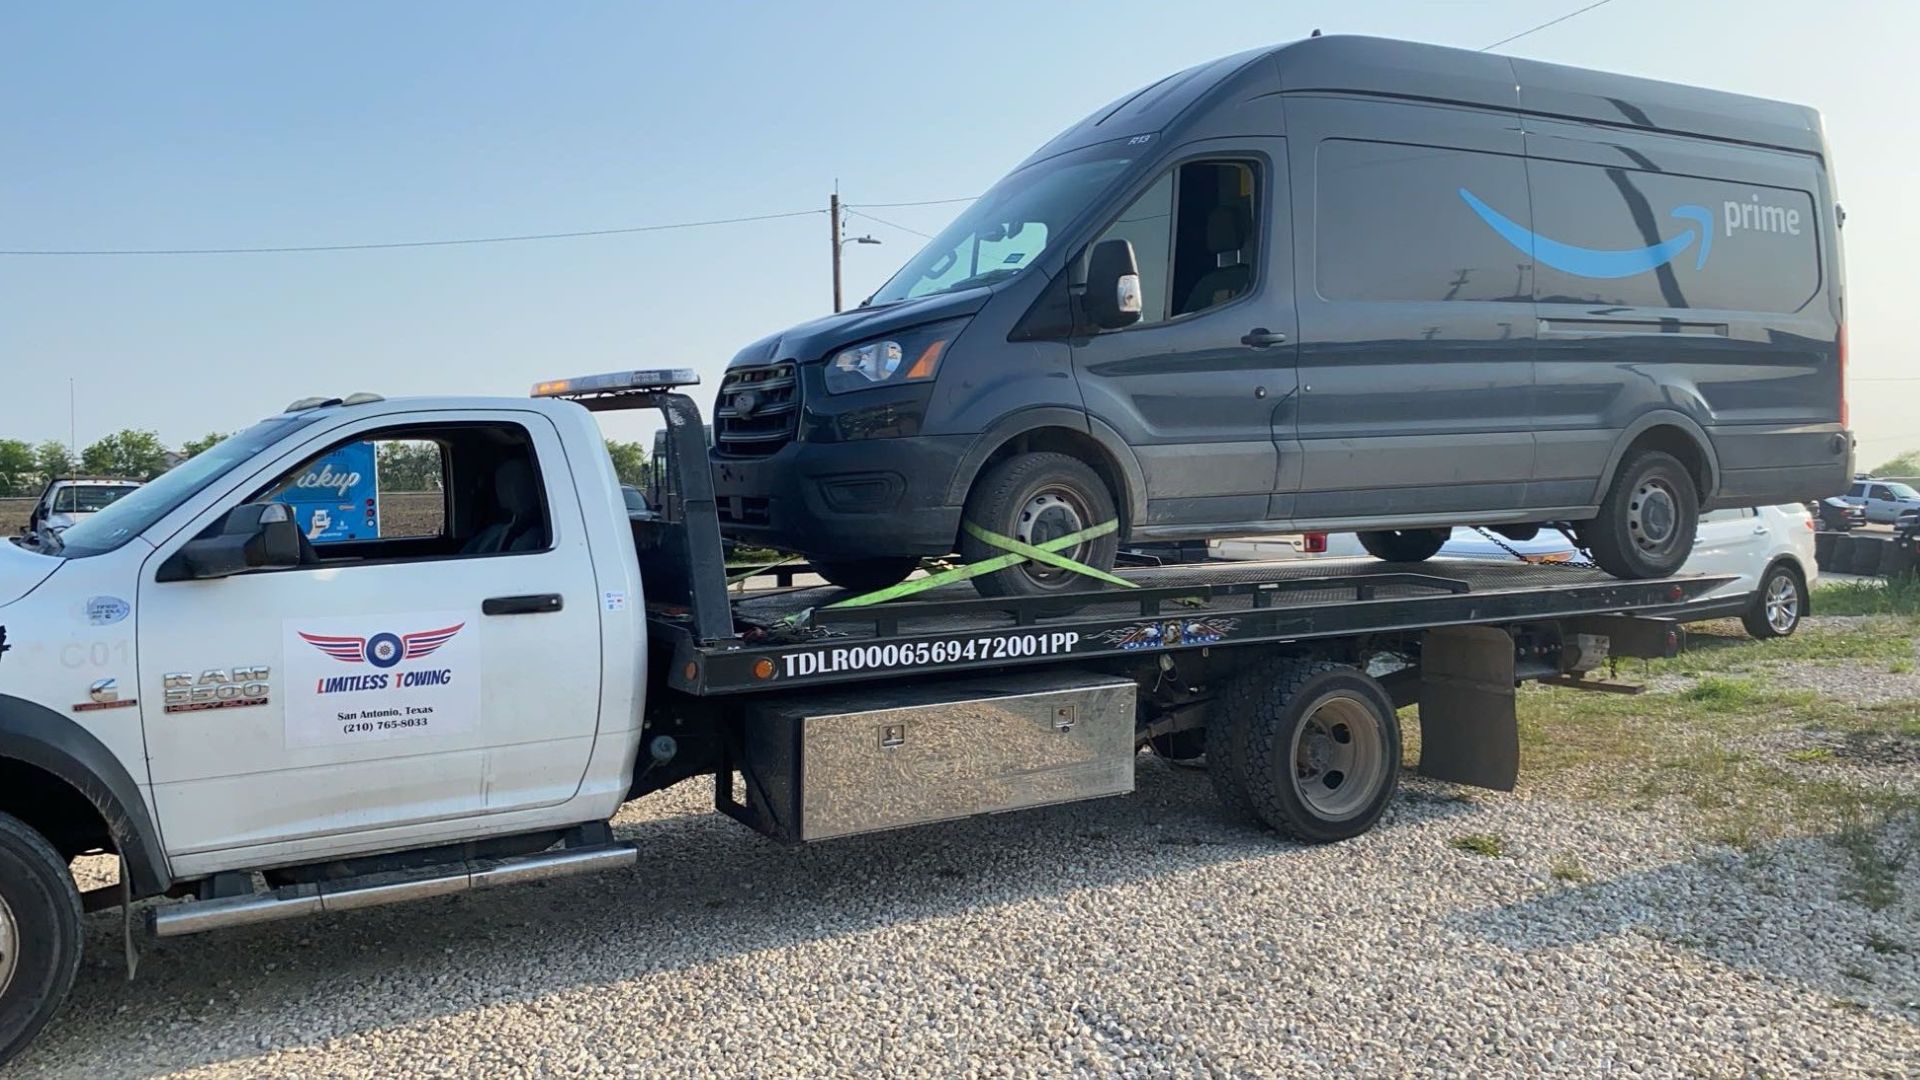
[1285,504,1819,639]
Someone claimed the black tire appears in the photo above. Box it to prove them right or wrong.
[1357,528,1449,563]
[1582,449,1700,579]
[1742,562,1806,640]
[0,813,84,1067]
[960,452,1120,598]
[812,557,919,594]
[1204,664,1270,824]
[1233,661,1402,843]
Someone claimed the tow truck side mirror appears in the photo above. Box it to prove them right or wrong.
[159,502,303,581]
[1082,238,1143,331]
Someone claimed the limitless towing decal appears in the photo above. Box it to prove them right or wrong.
[1459,188,1713,279]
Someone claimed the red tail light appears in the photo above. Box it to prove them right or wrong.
[1302,531,1328,554]
[1837,323,1848,427]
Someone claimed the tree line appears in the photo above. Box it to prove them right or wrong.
[0,429,653,497]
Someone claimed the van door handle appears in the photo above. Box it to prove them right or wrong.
[1241,328,1288,348]
[483,594,564,616]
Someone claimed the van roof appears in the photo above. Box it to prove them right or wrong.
[1035,35,1823,163]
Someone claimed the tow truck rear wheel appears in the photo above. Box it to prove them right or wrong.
[812,557,919,594]
[1357,528,1449,563]
[1207,660,1401,843]
[0,813,84,1067]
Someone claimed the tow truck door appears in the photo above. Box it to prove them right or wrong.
[136,410,604,862]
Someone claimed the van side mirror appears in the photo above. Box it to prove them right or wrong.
[1083,238,1143,330]
[159,502,304,581]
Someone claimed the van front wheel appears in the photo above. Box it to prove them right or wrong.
[1583,449,1699,579]
[960,452,1121,598]
[812,557,919,594]
[1357,528,1449,563]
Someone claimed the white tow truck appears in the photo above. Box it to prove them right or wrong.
[0,372,1726,1063]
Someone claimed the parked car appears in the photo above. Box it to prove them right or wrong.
[1843,479,1920,524]
[1313,504,1817,638]
[1813,495,1866,531]
[20,477,143,547]
[709,35,1851,597]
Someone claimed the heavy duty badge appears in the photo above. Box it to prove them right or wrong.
[163,666,272,713]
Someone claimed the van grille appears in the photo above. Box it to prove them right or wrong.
[715,363,799,456]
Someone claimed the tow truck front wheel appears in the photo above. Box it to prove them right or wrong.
[0,813,84,1067]
[1206,660,1401,843]
[960,452,1121,599]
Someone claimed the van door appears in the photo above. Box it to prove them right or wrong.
[1069,140,1297,529]
[136,411,603,860]
[1287,99,1537,524]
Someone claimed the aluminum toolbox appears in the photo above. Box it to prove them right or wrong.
[729,670,1137,842]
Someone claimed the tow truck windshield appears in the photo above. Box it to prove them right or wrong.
[54,413,323,557]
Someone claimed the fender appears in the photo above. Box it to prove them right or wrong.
[941,407,1150,529]
[1599,410,1721,501]
[0,694,171,898]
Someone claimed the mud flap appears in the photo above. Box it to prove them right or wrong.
[1417,625,1518,791]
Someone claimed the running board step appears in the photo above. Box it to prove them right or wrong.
[148,843,637,938]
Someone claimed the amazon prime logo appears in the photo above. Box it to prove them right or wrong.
[1460,187,1713,280]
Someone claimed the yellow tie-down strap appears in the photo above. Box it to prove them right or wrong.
[815,518,1136,612]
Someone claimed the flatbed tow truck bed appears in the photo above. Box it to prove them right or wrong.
[653,558,1722,696]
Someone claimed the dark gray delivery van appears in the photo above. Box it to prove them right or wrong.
[710,35,1852,596]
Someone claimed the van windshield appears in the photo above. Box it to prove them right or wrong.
[54,414,324,557]
[867,149,1138,305]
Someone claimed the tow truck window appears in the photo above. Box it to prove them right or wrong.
[245,421,550,566]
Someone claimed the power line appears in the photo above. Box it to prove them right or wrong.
[845,208,934,240]
[1481,0,1615,52]
[0,208,824,256]
[846,196,977,209]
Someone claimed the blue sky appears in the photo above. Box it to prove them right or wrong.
[3,1,1912,463]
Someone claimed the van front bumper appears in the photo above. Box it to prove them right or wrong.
[709,436,972,559]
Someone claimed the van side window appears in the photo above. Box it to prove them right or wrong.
[243,421,549,567]
[1090,159,1259,327]
[1316,140,1532,303]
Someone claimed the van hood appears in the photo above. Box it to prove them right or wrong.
[0,539,62,607]
[725,289,993,371]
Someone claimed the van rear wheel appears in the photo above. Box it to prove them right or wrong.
[0,813,84,1067]
[1583,449,1699,579]
[960,452,1121,598]
[1357,528,1449,563]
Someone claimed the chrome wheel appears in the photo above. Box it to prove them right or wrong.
[1288,692,1389,821]
[1765,573,1800,634]
[1014,487,1090,585]
[1627,477,1680,554]
[0,893,18,1001]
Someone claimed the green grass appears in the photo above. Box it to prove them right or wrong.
[1549,856,1591,883]
[1514,615,1920,885]
[1814,577,1920,617]
[1449,833,1507,857]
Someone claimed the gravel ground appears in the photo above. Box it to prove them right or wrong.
[15,757,1920,1079]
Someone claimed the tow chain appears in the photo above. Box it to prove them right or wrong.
[1473,525,1599,571]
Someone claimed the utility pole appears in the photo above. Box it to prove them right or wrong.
[830,185,843,312]
[829,181,881,313]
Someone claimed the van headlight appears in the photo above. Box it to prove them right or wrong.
[822,319,968,394]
